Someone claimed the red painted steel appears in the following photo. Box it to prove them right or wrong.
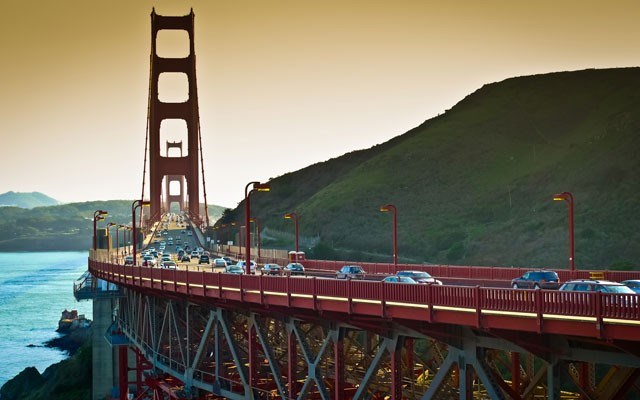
[299,258,640,283]
[89,260,640,342]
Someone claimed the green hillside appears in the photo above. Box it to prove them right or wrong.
[231,68,640,270]
[0,200,226,251]
[0,191,59,209]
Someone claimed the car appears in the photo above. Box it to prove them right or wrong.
[187,231,193,236]
[124,256,134,266]
[284,263,305,276]
[382,276,418,284]
[167,240,174,246]
[177,250,185,258]
[142,255,156,267]
[199,254,210,264]
[396,270,442,285]
[511,270,560,289]
[222,256,233,265]
[181,254,191,262]
[237,260,257,274]
[161,255,172,263]
[559,279,636,294]
[190,251,200,259]
[261,263,282,275]
[621,280,640,294]
[160,261,178,269]
[213,258,228,268]
[226,264,244,274]
[336,265,366,279]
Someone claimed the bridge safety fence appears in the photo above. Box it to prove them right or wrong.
[89,259,640,342]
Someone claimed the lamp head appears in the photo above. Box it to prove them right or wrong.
[553,192,568,201]
[284,213,295,220]
[254,182,270,192]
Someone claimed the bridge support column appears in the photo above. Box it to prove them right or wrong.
[391,336,404,400]
[333,327,345,400]
[511,352,521,395]
[287,327,298,399]
[248,321,258,390]
[92,296,115,400]
[118,346,129,400]
[547,360,561,400]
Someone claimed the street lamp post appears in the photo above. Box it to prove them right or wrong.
[250,217,261,261]
[380,204,398,268]
[132,199,151,266]
[106,222,116,262]
[116,224,127,264]
[284,212,299,253]
[245,181,270,274]
[93,210,108,251]
[553,191,575,275]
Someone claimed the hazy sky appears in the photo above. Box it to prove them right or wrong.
[1,1,639,207]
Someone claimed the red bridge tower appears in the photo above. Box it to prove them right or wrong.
[148,9,200,221]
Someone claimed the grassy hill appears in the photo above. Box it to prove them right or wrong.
[0,191,60,209]
[231,68,640,270]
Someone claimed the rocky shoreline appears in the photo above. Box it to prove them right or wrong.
[0,322,93,400]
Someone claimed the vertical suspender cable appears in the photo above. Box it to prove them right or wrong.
[194,63,210,230]
[140,51,153,227]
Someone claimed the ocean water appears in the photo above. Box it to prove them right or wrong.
[0,252,93,386]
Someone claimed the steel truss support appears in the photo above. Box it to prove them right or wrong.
[112,289,640,400]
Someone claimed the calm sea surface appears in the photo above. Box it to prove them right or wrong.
[0,252,93,386]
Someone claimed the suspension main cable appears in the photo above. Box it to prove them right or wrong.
[194,68,210,230]
[139,51,153,228]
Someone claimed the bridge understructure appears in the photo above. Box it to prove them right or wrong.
[91,261,640,399]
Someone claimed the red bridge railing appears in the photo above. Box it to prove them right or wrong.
[89,260,640,342]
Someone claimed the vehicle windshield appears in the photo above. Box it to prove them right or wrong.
[602,285,635,294]
[408,272,432,279]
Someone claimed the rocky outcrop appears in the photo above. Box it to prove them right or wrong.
[0,367,45,399]
[0,327,93,400]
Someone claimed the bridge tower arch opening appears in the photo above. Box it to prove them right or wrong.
[148,9,201,222]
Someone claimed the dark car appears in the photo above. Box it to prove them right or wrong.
[336,265,365,279]
[284,263,305,276]
[261,263,282,276]
[226,264,244,274]
[397,270,442,285]
[621,280,640,294]
[382,276,417,284]
[181,254,191,262]
[199,254,210,264]
[511,270,560,289]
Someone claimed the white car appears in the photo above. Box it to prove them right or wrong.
[213,258,228,267]
[160,261,178,269]
[237,260,257,274]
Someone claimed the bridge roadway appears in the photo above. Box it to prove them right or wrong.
[88,214,640,399]
[89,253,640,399]
[86,214,640,399]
